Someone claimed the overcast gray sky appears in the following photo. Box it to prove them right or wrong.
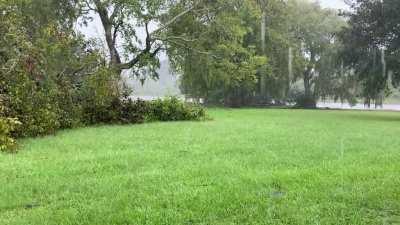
[319,0,349,10]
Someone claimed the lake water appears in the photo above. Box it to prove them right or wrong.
[131,95,400,111]
[317,102,400,111]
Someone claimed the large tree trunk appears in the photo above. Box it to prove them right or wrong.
[260,10,267,98]
[302,71,316,108]
[301,51,317,108]
[94,1,123,75]
[303,72,312,98]
[288,47,293,82]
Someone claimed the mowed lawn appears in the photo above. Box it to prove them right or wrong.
[1,109,400,225]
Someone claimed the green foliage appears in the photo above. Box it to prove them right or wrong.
[3,70,60,137]
[55,80,83,129]
[80,69,150,125]
[1,0,103,137]
[0,117,20,152]
[288,0,347,107]
[80,67,121,124]
[251,0,304,102]
[168,0,350,107]
[0,0,206,146]
[168,0,267,106]
[340,0,400,104]
[119,99,149,124]
[79,67,206,124]
[81,78,206,124]
[148,97,206,121]
[0,13,95,136]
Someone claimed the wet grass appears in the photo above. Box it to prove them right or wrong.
[1,109,400,225]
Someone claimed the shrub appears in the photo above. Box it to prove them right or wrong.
[80,71,205,125]
[148,97,206,121]
[119,98,149,124]
[80,67,122,124]
[2,71,61,137]
[55,79,83,129]
[0,117,21,153]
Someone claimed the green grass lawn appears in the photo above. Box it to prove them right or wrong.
[1,109,400,225]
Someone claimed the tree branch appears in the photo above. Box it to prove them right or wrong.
[150,2,200,35]
[112,20,123,46]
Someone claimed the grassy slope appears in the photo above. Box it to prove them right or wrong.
[1,109,400,225]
